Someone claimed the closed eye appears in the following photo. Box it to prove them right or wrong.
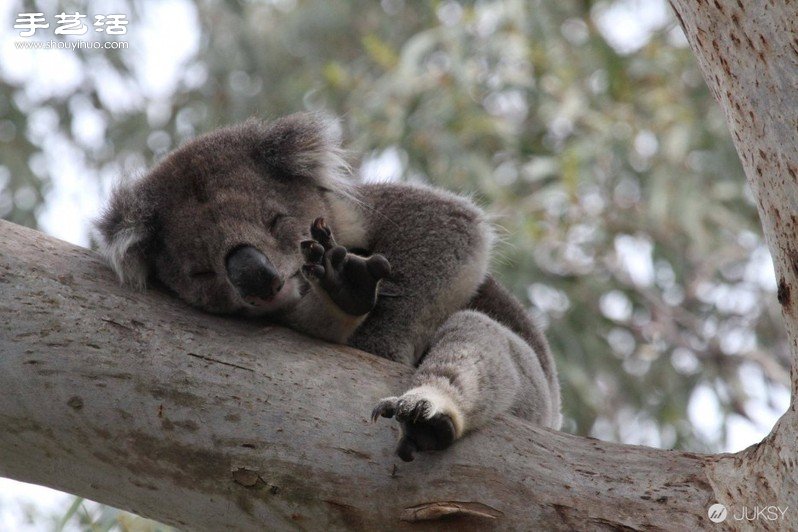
[268,214,287,234]
[190,270,216,280]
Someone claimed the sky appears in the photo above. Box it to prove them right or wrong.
[0,0,791,528]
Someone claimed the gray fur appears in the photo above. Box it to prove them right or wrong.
[96,112,562,460]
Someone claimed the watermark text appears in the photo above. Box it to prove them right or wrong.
[14,40,128,50]
[708,503,788,524]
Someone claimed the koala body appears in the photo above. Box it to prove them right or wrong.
[97,113,561,461]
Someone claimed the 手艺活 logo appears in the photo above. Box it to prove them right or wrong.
[14,12,128,38]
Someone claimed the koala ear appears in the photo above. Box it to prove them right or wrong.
[95,182,155,290]
[256,112,350,188]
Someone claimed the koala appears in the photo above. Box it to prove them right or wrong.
[96,113,562,461]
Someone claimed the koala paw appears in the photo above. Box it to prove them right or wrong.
[371,386,464,462]
[300,217,391,316]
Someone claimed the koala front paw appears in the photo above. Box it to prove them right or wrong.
[300,217,390,316]
[371,386,464,462]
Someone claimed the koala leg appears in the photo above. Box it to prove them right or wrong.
[372,310,560,461]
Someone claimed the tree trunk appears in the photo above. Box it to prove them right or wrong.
[663,0,798,526]
[1,1,797,529]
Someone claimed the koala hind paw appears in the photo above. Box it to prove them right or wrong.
[300,217,390,316]
[371,386,463,462]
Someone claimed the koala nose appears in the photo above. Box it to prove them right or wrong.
[225,246,283,300]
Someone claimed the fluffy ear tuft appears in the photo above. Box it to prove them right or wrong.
[94,182,154,290]
[257,112,351,189]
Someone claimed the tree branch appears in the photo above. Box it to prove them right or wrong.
[0,219,768,530]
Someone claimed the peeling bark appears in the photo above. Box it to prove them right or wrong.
[1,1,798,528]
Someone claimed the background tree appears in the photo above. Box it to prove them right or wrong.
[0,0,790,528]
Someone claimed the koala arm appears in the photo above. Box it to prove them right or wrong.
[335,183,494,364]
[328,185,562,460]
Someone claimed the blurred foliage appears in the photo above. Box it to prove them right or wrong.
[1,0,792,527]
[1,492,173,532]
[54,497,172,532]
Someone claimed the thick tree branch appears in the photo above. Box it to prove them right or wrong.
[0,219,779,530]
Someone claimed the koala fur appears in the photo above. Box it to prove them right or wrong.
[97,112,562,461]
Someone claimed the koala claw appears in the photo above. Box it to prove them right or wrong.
[371,396,399,421]
[300,218,391,316]
[371,394,457,462]
[310,217,335,248]
[300,240,325,263]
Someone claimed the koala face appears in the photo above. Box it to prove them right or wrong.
[96,113,349,316]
